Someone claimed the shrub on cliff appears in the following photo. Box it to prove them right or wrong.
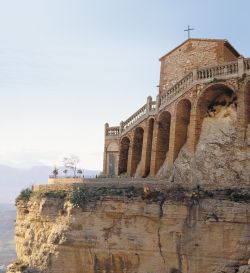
[70,186,144,208]
[16,188,33,203]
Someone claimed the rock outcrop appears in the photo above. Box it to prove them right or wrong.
[7,185,250,273]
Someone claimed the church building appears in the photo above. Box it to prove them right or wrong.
[103,38,250,180]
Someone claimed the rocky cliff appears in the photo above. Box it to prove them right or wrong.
[7,184,250,273]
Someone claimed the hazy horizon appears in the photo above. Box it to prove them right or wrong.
[0,164,100,204]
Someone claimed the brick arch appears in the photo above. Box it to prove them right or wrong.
[194,83,237,148]
[143,118,155,177]
[154,111,171,174]
[130,127,144,176]
[118,136,130,175]
[173,99,192,161]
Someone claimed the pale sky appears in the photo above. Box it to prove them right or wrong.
[0,0,249,170]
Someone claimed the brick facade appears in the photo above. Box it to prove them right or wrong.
[159,39,239,95]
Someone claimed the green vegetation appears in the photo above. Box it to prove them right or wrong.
[16,188,33,203]
[16,188,67,204]
[37,190,67,199]
[224,188,250,202]
[16,185,250,210]
[70,186,144,208]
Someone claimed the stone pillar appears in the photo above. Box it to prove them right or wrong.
[193,68,198,82]
[119,121,124,134]
[149,121,159,176]
[146,96,152,113]
[155,95,160,113]
[238,56,245,78]
[186,105,197,153]
[165,115,176,166]
[103,146,108,176]
[103,123,109,175]
[186,86,201,153]
[236,83,248,145]
[114,152,119,176]
[140,123,150,177]
[126,138,133,177]
[104,123,109,136]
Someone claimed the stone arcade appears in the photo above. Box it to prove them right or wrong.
[103,38,250,180]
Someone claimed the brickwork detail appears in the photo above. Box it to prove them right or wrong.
[159,39,239,94]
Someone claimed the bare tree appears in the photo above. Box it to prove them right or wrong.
[63,156,80,178]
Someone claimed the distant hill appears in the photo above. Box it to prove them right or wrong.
[0,203,16,271]
[0,165,100,204]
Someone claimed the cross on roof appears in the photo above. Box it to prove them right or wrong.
[184,25,194,39]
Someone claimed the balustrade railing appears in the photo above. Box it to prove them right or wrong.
[245,58,250,70]
[151,101,156,110]
[123,104,147,130]
[197,61,238,80]
[106,58,250,137]
[160,72,193,106]
[105,99,156,136]
[106,126,120,137]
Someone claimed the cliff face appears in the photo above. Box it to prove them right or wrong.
[7,187,250,273]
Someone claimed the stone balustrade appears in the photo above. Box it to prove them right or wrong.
[106,126,120,137]
[160,72,193,108]
[105,98,156,137]
[197,61,238,80]
[159,59,247,110]
[106,58,250,138]
[123,104,147,130]
[151,101,156,110]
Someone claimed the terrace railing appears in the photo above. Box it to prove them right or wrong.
[197,61,238,80]
[123,103,147,130]
[106,126,120,137]
[160,72,193,107]
[106,58,250,137]
[159,59,247,109]
[105,97,156,137]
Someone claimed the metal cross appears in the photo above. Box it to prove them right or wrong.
[184,25,194,39]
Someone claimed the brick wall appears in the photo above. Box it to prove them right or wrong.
[159,39,239,95]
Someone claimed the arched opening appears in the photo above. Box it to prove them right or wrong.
[173,99,191,161]
[144,118,155,177]
[118,137,130,175]
[194,84,237,148]
[155,111,171,174]
[131,127,144,176]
